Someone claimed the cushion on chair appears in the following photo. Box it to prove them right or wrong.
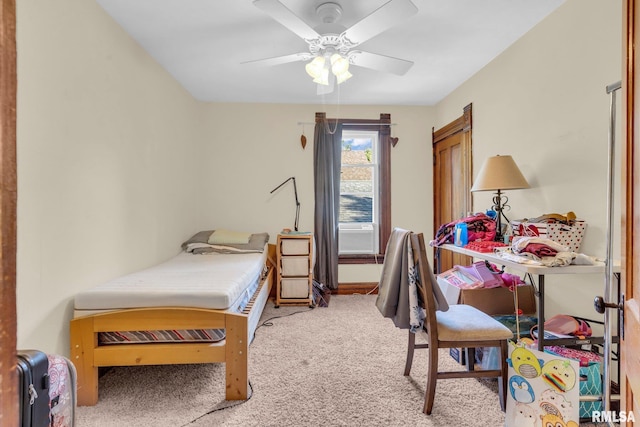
[436,304,513,341]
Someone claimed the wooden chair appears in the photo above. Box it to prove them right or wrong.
[405,233,513,415]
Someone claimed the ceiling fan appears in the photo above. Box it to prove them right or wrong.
[247,0,418,94]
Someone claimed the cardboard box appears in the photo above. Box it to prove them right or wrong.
[437,278,537,315]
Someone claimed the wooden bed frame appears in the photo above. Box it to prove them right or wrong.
[70,247,275,406]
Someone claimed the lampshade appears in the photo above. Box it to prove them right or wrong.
[305,56,326,79]
[330,53,349,74]
[334,69,352,84]
[330,53,352,84]
[313,67,329,85]
[471,155,530,192]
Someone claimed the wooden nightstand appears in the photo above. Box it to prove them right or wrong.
[275,233,314,307]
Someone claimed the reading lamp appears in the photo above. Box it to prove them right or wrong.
[270,177,300,232]
[471,155,530,242]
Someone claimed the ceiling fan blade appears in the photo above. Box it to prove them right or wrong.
[341,0,418,46]
[348,50,414,75]
[242,52,314,67]
[253,0,320,41]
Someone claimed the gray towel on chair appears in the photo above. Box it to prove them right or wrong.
[376,228,449,329]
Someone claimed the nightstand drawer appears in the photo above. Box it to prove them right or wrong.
[280,238,310,255]
[280,278,310,298]
[281,256,310,276]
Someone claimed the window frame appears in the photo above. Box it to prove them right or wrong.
[337,114,391,265]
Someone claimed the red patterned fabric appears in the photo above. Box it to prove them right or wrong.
[544,346,602,367]
[523,243,558,257]
[98,328,225,344]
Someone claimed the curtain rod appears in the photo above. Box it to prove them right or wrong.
[297,121,396,126]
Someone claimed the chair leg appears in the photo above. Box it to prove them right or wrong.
[404,330,416,376]
[498,340,508,412]
[465,347,476,371]
[423,342,438,415]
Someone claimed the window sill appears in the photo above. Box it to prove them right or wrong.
[338,254,385,265]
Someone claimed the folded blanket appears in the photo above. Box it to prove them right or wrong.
[181,230,269,254]
[512,236,569,253]
[185,242,264,254]
[208,229,251,244]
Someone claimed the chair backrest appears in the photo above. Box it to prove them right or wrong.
[410,233,439,336]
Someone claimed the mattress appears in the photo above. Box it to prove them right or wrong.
[73,249,268,345]
[74,249,268,311]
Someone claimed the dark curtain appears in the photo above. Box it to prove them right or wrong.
[313,117,342,290]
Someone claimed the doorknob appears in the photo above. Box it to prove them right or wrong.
[594,293,625,340]
[594,295,623,314]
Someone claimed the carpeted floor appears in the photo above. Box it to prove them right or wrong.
[75,295,607,426]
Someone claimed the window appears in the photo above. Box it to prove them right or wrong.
[339,130,379,255]
[337,116,391,264]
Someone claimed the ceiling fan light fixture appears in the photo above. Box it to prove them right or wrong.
[305,56,326,79]
[330,53,352,84]
[330,53,349,74]
[335,69,352,84]
[299,14,365,88]
[313,66,330,85]
[252,0,420,94]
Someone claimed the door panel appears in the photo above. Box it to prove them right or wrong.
[622,0,639,423]
[0,0,18,423]
[433,105,473,273]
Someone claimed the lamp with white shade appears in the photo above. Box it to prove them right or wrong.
[471,155,530,242]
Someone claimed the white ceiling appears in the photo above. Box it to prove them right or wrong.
[95,0,565,106]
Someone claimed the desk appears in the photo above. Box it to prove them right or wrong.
[438,244,618,351]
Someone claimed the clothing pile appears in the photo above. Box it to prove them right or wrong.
[495,236,599,267]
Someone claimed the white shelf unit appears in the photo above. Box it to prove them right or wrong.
[275,233,314,307]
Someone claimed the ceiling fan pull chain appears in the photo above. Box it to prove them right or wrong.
[323,84,340,135]
[324,118,338,135]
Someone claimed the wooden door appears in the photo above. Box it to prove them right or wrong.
[622,0,640,423]
[433,104,473,273]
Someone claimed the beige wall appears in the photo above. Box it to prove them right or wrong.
[14,0,622,355]
[436,0,622,321]
[16,0,204,354]
[197,103,434,282]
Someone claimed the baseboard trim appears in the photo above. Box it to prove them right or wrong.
[335,282,379,295]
